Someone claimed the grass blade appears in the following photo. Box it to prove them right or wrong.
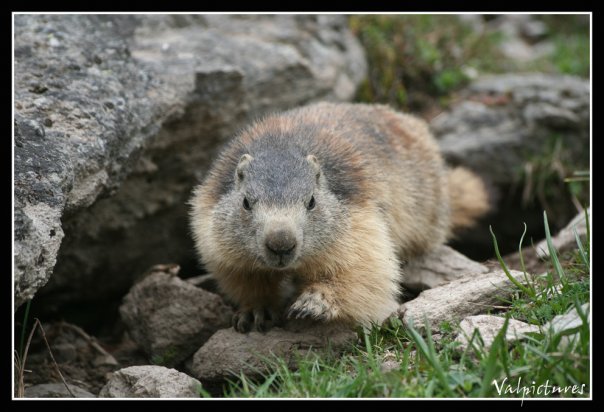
[18,300,31,359]
[517,222,536,295]
[543,211,567,284]
[574,227,589,269]
[490,226,535,297]
[406,320,454,397]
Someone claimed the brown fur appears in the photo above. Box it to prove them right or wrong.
[190,102,489,331]
[447,167,490,231]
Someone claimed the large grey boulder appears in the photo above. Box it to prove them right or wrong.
[14,14,367,310]
[99,365,201,398]
[14,15,175,310]
[432,73,589,186]
[119,264,233,367]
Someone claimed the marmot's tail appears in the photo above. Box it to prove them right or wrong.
[448,167,490,231]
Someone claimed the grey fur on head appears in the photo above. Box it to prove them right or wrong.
[214,142,348,270]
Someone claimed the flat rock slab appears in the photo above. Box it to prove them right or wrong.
[455,315,539,352]
[119,264,233,367]
[398,269,527,332]
[24,383,95,398]
[99,365,201,398]
[402,245,489,292]
[187,320,358,383]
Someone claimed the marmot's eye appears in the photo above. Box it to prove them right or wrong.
[307,195,316,210]
[243,197,252,211]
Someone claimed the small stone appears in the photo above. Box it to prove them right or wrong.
[380,359,401,373]
[544,303,589,350]
[454,315,539,352]
[43,118,53,127]
[48,37,61,48]
[119,265,233,367]
[99,365,201,398]
[546,303,589,334]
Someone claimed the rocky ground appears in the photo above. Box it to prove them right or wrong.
[15,186,591,397]
[18,209,589,397]
[14,14,590,398]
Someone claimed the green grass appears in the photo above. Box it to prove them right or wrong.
[349,15,504,112]
[529,15,590,78]
[349,14,589,113]
[214,210,590,398]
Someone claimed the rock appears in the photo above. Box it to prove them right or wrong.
[99,365,201,398]
[14,14,367,310]
[14,15,174,310]
[397,269,527,332]
[433,73,589,261]
[187,320,357,383]
[432,74,589,187]
[536,208,590,258]
[454,315,539,352]
[119,264,233,367]
[546,303,590,334]
[380,359,401,373]
[402,245,489,292]
[24,383,95,398]
[544,303,589,350]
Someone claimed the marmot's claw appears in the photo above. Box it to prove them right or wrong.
[287,290,335,321]
[232,310,253,333]
[233,307,281,333]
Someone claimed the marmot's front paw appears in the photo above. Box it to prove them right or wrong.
[232,307,282,333]
[286,288,339,321]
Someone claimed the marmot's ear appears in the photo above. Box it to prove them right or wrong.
[236,154,253,181]
[306,155,321,183]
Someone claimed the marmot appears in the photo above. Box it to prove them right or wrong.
[189,102,489,333]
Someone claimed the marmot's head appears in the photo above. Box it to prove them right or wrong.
[215,146,345,270]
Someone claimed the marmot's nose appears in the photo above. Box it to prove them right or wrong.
[265,230,297,256]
